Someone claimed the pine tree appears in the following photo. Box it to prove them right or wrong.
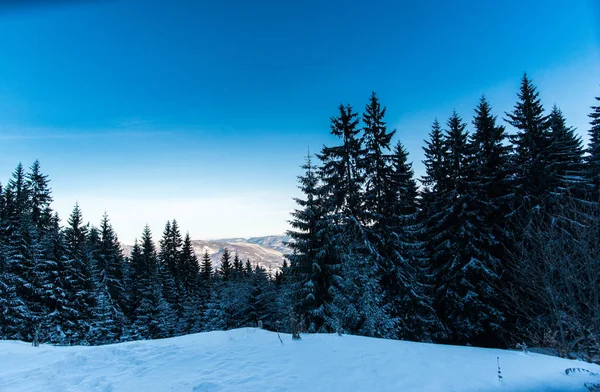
[245,258,253,276]
[587,95,600,196]
[180,232,199,293]
[286,153,330,332]
[159,220,183,283]
[25,160,52,232]
[200,249,213,281]
[157,259,179,334]
[546,105,585,193]
[0,182,30,340]
[129,240,147,339]
[86,223,118,345]
[318,104,364,217]
[2,163,44,341]
[130,226,173,339]
[423,112,503,344]
[383,141,441,341]
[426,112,503,345]
[469,97,514,345]
[0,181,8,338]
[422,119,447,192]
[246,265,277,329]
[357,92,404,338]
[504,74,552,209]
[158,220,181,325]
[93,213,128,341]
[34,212,68,344]
[197,249,214,331]
[362,92,395,220]
[233,252,243,278]
[203,286,227,331]
[220,248,233,281]
[312,101,370,334]
[470,96,513,225]
[328,92,415,339]
[178,232,201,333]
[63,204,96,344]
[8,163,30,214]
[420,119,449,240]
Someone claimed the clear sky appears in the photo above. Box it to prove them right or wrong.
[0,0,598,244]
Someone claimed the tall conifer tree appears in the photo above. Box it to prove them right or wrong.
[587,95,600,197]
[286,153,328,332]
[546,105,585,193]
[504,74,551,209]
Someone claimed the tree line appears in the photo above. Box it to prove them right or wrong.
[285,74,600,361]
[1,73,599,362]
[0,168,286,344]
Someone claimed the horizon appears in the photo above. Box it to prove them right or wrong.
[117,233,289,246]
[0,0,599,243]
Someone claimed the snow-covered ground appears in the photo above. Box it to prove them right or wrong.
[1,328,599,391]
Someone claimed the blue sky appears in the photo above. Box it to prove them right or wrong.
[0,0,598,243]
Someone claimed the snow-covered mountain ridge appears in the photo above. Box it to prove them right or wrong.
[122,235,291,273]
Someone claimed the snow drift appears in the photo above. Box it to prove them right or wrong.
[1,328,599,391]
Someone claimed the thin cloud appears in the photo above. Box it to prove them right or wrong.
[0,127,173,141]
[117,118,156,128]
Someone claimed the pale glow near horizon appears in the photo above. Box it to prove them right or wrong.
[51,191,296,244]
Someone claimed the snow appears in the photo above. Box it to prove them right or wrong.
[1,328,599,391]
[122,235,289,271]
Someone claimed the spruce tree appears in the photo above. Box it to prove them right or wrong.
[94,213,128,341]
[130,226,173,339]
[286,153,330,332]
[0,182,30,340]
[426,112,503,345]
[159,220,183,282]
[180,232,199,293]
[362,92,395,220]
[25,160,52,232]
[128,240,146,339]
[470,96,513,222]
[420,119,448,238]
[383,141,441,341]
[63,204,96,344]
[34,213,68,344]
[318,104,364,217]
[179,232,201,333]
[587,95,600,196]
[313,101,369,334]
[220,248,232,281]
[158,220,181,325]
[504,74,551,209]
[8,163,30,214]
[245,258,253,276]
[200,249,213,281]
[546,105,585,193]
[421,119,447,192]
[2,164,37,341]
[357,93,404,338]
[469,97,514,345]
[86,225,117,345]
[233,252,243,278]
[246,265,276,329]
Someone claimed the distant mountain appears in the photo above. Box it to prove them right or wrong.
[121,235,291,273]
[216,235,291,254]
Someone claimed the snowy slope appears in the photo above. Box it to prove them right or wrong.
[243,235,291,254]
[1,328,599,392]
[191,239,286,271]
[121,235,290,272]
